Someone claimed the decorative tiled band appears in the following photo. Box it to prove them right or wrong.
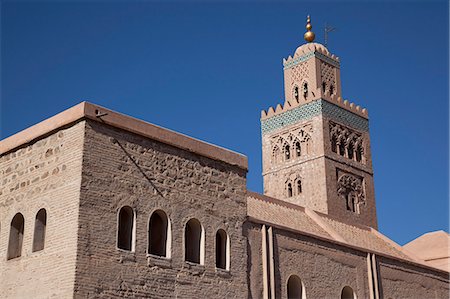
[283,51,340,70]
[261,99,369,135]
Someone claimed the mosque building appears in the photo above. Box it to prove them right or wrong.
[1,16,448,299]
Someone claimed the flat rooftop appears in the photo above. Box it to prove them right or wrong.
[0,102,248,171]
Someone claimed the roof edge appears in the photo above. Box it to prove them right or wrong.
[0,102,248,171]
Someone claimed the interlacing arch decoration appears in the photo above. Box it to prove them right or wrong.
[271,127,312,166]
[329,121,365,164]
[285,176,303,198]
[337,174,365,213]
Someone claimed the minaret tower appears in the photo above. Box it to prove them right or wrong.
[261,16,377,228]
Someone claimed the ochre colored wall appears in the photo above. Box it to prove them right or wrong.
[0,121,85,299]
[73,120,248,298]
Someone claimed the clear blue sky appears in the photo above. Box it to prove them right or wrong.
[1,1,448,245]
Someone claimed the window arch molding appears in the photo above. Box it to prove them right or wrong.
[8,212,25,260]
[301,79,310,99]
[215,228,230,270]
[117,205,136,252]
[147,209,172,258]
[286,274,306,299]
[184,218,205,265]
[32,208,47,252]
[341,285,356,299]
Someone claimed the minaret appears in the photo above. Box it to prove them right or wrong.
[260,16,377,228]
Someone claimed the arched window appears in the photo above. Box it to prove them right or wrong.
[8,213,24,260]
[32,208,47,252]
[148,210,171,258]
[297,180,302,194]
[284,144,291,161]
[356,145,363,162]
[331,135,338,153]
[339,140,346,156]
[347,142,355,160]
[215,229,230,270]
[294,86,299,102]
[295,141,301,157]
[287,275,305,299]
[341,286,356,299]
[117,206,134,251]
[287,183,293,197]
[322,81,327,93]
[303,82,308,97]
[185,218,204,264]
[330,84,334,95]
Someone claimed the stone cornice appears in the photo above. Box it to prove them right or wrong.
[0,102,248,171]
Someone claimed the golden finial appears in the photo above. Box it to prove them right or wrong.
[304,15,315,43]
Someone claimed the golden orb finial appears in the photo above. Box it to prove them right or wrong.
[304,15,315,43]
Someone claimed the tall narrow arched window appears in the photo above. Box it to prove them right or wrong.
[297,180,302,194]
[148,210,171,258]
[347,141,355,160]
[294,86,299,102]
[330,84,334,95]
[356,145,363,163]
[322,81,327,93]
[185,218,204,264]
[287,275,305,299]
[284,144,291,161]
[287,183,293,197]
[8,213,24,260]
[215,229,230,270]
[339,140,346,156]
[302,82,308,97]
[341,286,356,299]
[117,206,134,251]
[32,208,47,252]
[331,135,338,153]
[295,141,301,157]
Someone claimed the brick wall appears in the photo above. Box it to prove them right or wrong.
[378,255,449,298]
[245,222,369,298]
[73,120,248,298]
[0,121,85,299]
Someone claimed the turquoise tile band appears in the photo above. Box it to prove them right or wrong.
[261,99,369,135]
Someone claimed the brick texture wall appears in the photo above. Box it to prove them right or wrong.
[0,121,85,299]
[73,120,248,298]
[378,255,449,298]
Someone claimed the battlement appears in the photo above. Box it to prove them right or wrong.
[261,96,368,120]
[283,42,340,70]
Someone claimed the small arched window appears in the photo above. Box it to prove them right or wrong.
[117,206,134,251]
[341,286,356,299]
[148,210,171,258]
[297,180,302,194]
[287,183,293,197]
[322,81,327,93]
[284,144,291,161]
[287,275,305,299]
[32,208,47,252]
[330,84,334,95]
[8,213,25,260]
[295,141,301,157]
[294,86,299,102]
[331,135,338,153]
[347,142,355,160]
[339,141,346,156]
[215,229,230,270]
[356,145,363,162]
[185,218,204,264]
[302,82,308,97]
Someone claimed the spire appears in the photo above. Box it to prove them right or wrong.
[304,15,315,43]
